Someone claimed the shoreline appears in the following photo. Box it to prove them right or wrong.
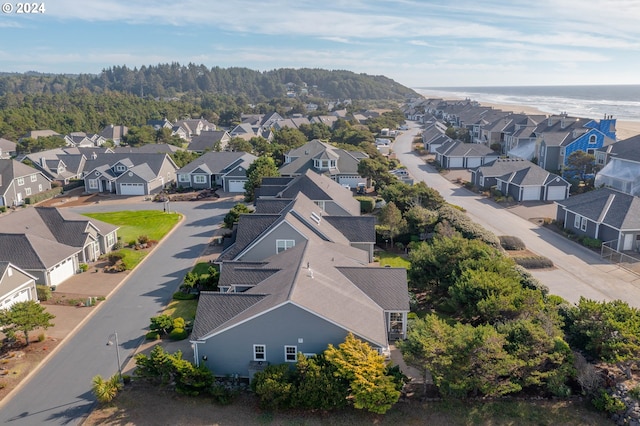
[416,90,640,141]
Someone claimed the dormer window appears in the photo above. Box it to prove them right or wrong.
[588,135,597,144]
[116,164,126,172]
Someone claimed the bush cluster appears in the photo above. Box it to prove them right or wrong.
[499,235,526,251]
[356,196,375,213]
[36,284,52,301]
[513,256,554,269]
[24,186,63,204]
[147,314,189,340]
[437,204,500,247]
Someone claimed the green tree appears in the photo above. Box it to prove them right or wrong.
[405,205,439,236]
[91,374,123,404]
[377,201,406,248]
[244,155,280,202]
[292,353,349,410]
[223,203,253,229]
[325,333,400,414]
[565,150,597,178]
[0,300,55,346]
[149,314,173,335]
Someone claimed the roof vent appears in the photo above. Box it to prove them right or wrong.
[310,211,321,225]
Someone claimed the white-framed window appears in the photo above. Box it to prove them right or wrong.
[39,184,43,191]
[178,174,190,182]
[276,239,295,254]
[193,175,207,184]
[389,312,404,334]
[107,233,115,246]
[88,179,99,189]
[17,177,24,186]
[253,344,266,361]
[30,174,37,182]
[25,188,32,196]
[574,215,581,229]
[589,135,597,144]
[284,346,297,362]
[581,217,587,231]
[116,164,126,172]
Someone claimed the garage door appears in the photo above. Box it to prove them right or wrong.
[521,186,541,201]
[546,185,567,201]
[49,258,76,286]
[227,180,246,193]
[120,183,145,195]
[448,157,464,168]
[466,157,482,168]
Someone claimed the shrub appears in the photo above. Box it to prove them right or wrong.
[145,331,160,340]
[629,385,640,400]
[172,292,197,300]
[580,237,602,249]
[79,263,89,272]
[210,383,236,405]
[38,333,46,342]
[107,252,125,265]
[356,196,375,214]
[137,235,150,245]
[499,235,526,251]
[149,314,173,335]
[24,186,63,205]
[92,374,123,404]
[592,389,626,414]
[251,364,295,409]
[36,284,52,301]
[173,317,185,330]
[0,206,6,213]
[514,256,554,269]
[169,328,188,340]
[437,204,500,247]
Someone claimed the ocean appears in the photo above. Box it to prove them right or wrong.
[414,85,640,123]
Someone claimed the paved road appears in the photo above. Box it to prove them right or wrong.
[0,198,236,425]
[394,123,640,307]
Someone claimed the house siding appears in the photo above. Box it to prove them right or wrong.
[196,302,379,377]
[236,222,307,262]
[600,224,619,245]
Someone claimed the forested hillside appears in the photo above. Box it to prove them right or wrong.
[0,64,417,100]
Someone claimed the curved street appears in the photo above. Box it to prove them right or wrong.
[0,198,236,425]
[394,122,640,307]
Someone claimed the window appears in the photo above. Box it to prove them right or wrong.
[276,239,295,254]
[116,164,126,172]
[17,177,24,186]
[30,174,37,182]
[589,135,597,144]
[284,346,297,362]
[38,184,43,192]
[178,174,190,182]
[253,344,266,361]
[389,312,404,334]
[88,179,99,189]
[193,175,207,184]
[25,188,31,196]
[581,217,587,231]
[574,215,581,229]
[107,233,115,246]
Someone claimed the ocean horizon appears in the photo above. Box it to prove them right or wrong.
[414,85,640,123]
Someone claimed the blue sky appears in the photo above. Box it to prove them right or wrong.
[1,0,639,88]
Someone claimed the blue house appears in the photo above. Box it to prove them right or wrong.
[536,114,616,173]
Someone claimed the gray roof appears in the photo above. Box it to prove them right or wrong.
[113,144,182,154]
[0,160,47,194]
[191,293,266,340]
[325,216,375,242]
[279,139,367,177]
[557,188,640,230]
[477,158,567,187]
[436,140,496,158]
[253,198,294,214]
[176,151,256,175]
[217,214,280,261]
[188,130,231,152]
[0,138,17,153]
[0,233,80,270]
[599,134,640,163]
[337,267,409,310]
[83,152,177,178]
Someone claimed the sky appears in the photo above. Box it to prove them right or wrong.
[1,0,640,88]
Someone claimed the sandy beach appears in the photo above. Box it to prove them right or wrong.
[417,91,640,140]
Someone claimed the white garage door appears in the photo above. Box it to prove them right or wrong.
[120,183,145,195]
[546,185,567,201]
[49,258,76,286]
[227,180,246,193]
[448,157,464,168]
[338,176,362,188]
[466,157,482,168]
[521,186,541,201]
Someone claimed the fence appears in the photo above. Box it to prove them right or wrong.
[601,240,640,275]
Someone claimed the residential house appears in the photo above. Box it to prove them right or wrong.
[594,135,640,196]
[535,113,616,172]
[555,187,640,252]
[176,151,257,192]
[471,158,570,201]
[272,117,311,131]
[0,138,17,159]
[309,115,339,128]
[279,139,368,188]
[99,125,128,144]
[256,169,361,216]
[435,140,499,169]
[64,132,107,148]
[147,118,173,131]
[22,130,61,140]
[173,118,216,140]
[0,262,39,310]
[0,159,52,207]
[0,207,119,286]
[421,120,450,153]
[113,143,183,155]
[25,150,86,185]
[82,152,177,195]
[188,130,231,153]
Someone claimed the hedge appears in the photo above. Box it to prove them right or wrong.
[499,235,526,251]
[169,328,188,340]
[514,256,554,269]
[356,196,375,214]
[172,291,197,300]
[36,284,52,301]
[437,204,500,247]
[25,186,63,204]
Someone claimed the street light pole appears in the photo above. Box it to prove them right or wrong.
[107,332,123,380]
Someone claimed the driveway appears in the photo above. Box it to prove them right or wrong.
[0,198,237,425]
[394,122,640,307]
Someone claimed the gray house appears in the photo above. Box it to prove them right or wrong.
[280,140,368,188]
[435,140,499,169]
[82,152,177,195]
[176,151,257,192]
[0,159,52,207]
[0,262,39,311]
[471,158,570,202]
[187,130,231,153]
[555,188,640,252]
[0,138,17,159]
[191,239,409,379]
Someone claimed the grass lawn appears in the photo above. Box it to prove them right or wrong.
[84,210,180,245]
[163,299,198,321]
[191,262,214,276]
[376,251,411,269]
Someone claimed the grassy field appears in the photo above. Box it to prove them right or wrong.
[84,210,180,244]
[376,251,411,269]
